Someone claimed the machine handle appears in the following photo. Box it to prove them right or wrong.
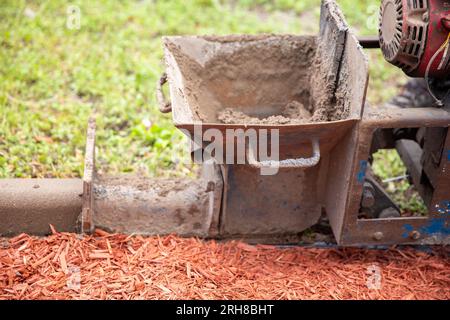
[247,139,320,169]
[156,72,172,113]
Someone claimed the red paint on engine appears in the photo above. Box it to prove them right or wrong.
[414,0,450,78]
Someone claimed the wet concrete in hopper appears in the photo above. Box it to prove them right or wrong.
[217,100,312,125]
[164,35,349,125]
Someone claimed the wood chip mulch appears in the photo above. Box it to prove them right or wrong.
[0,228,448,300]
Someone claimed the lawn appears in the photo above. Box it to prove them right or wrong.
[1,0,422,210]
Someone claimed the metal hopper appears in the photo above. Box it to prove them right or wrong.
[159,0,369,239]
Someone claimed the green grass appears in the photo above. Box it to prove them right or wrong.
[0,0,407,183]
[372,150,427,215]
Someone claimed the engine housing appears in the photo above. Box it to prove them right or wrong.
[379,0,450,78]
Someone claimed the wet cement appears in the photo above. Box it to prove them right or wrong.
[164,34,349,125]
[217,100,312,124]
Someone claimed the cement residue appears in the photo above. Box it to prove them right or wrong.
[164,35,356,124]
[96,175,201,198]
[164,34,352,125]
[217,100,312,125]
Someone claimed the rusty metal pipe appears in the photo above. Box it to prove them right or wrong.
[0,179,83,236]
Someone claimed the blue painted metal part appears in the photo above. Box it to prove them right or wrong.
[435,200,450,215]
[402,212,450,239]
[357,160,368,183]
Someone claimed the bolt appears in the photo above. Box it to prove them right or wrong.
[205,181,215,193]
[422,12,429,22]
[410,230,421,240]
[373,232,383,241]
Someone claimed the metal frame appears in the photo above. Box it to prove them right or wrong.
[328,104,450,245]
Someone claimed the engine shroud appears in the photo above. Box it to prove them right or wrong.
[379,0,450,78]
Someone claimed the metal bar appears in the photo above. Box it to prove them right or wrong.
[363,104,450,128]
[382,174,409,183]
[358,36,380,49]
[0,179,83,236]
[429,127,450,217]
[349,217,449,245]
[395,139,433,206]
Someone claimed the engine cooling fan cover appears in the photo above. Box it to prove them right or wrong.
[379,0,450,78]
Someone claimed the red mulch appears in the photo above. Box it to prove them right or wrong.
[0,228,448,300]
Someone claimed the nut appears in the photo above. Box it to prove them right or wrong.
[410,230,421,240]
[373,232,383,241]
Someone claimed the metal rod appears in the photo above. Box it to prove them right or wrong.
[382,175,409,183]
[358,36,380,49]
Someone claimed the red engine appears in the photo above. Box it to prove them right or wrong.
[379,0,450,78]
